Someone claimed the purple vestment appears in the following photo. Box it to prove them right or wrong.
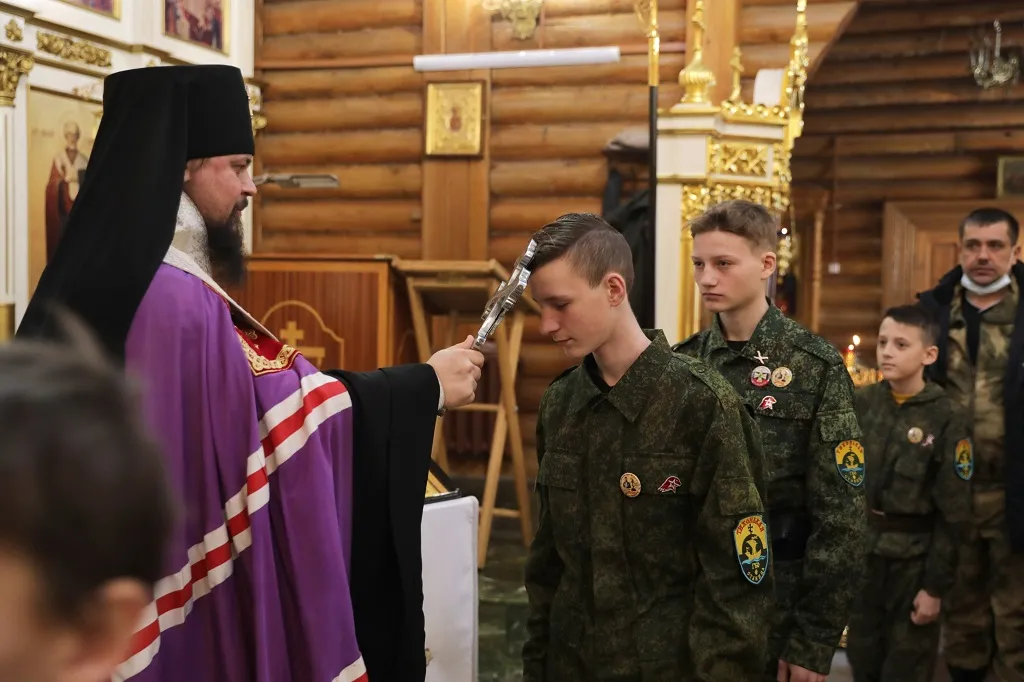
[115,263,367,682]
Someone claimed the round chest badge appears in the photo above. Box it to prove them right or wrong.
[620,472,641,498]
[750,365,771,388]
[771,366,793,388]
[907,427,923,444]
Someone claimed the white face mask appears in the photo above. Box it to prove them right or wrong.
[961,272,1011,296]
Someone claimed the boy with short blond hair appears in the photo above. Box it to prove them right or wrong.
[675,199,866,682]
[847,303,972,682]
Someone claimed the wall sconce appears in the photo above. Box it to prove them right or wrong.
[253,174,339,188]
[482,0,544,41]
[970,20,1021,91]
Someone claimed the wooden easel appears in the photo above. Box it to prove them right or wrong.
[391,259,539,567]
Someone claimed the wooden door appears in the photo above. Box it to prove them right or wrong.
[881,199,1024,312]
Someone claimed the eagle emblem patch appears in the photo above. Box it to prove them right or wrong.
[834,440,865,487]
[955,438,974,481]
[734,515,769,585]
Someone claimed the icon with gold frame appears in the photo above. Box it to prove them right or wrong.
[424,81,484,158]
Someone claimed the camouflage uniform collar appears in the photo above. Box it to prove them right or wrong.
[952,277,1019,325]
[882,379,946,405]
[568,329,672,421]
[707,300,787,363]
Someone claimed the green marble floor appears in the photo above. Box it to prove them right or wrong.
[478,525,530,682]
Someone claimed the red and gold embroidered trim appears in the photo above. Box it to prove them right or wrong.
[235,328,299,377]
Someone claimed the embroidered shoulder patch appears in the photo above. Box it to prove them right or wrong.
[734,515,769,585]
[955,438,974,481]
[235,328,300,377]
[834,440,865,487]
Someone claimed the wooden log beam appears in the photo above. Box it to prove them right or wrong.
[813,53,976,86]
[257,164,422,199]
[262,92,422,133]
[805,81,1024,110]
[492,10,687,52]
[828,24,1024,61]
[260,199,422,233]
[258,129,423,166]
[491,122,642,161]
[793,154,994,182]
[261,67,422,99]
[740,3,855,45]
[845,3,1024,35]
[743,0,867,5]
[741,41,825,72]
[258,233,422,259]
[796,130,1024,158]
[261,26,422,61]
[802,103,1024,135]
[261,0,421,36]
[492,84,677,124]
[490,198,604,236]
[542,0,685,17]
[490,52,686,87]
[490,159,608,197]
[832,179,994,204]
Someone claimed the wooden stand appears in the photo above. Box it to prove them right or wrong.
[391,259,539,568]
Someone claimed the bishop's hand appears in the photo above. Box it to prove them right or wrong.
[428,335,485,408]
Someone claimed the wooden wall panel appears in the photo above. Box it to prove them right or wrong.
[255,1,425,257]
[792,0,1024,356]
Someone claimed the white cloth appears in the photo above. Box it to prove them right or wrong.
[421,496,479,682]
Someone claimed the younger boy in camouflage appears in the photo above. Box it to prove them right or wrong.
[521,212,774,682]
[846,304,972,682]
[673,200,866,682]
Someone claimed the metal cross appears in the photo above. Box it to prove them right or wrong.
[754,351,769,364]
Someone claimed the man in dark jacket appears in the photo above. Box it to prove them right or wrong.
[916,207,1024,682]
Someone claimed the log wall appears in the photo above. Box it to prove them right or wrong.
[256,0,425,257]
[793,0,1024,355]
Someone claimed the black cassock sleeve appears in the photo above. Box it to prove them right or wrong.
[325,364,440,682]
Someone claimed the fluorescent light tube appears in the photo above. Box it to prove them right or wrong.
[413,47,621,72]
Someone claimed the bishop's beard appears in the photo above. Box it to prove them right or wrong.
[206,203,247,287]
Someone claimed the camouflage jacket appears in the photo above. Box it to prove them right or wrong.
[522,330,773,681]
[674,303,866,674]
[853,381,973,598]
[918,263,1024,554]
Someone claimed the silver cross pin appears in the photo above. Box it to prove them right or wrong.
[754,351,769,364]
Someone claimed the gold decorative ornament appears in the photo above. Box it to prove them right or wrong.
[674,0,715,107]
[728,46,743,102]
[0,48,34,107]
[709,141,769,178]
[481,0,543,41]
[5,19,23,42]
[36,31,112,68]
[781,0,809,148]
[634,0,659,88]
[247,85,267,133]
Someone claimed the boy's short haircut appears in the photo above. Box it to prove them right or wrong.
[0,312,173,621]
[529,212,635,292]
[689,199,779,252]
[882,303,940,347]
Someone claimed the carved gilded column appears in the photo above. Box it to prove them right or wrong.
[0,48,33,341]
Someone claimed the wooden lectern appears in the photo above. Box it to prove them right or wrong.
[391,259,540,568]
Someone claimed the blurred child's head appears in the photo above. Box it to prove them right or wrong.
[528,212,635,359]
[0,314,173,682]
[876,304,940,384]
